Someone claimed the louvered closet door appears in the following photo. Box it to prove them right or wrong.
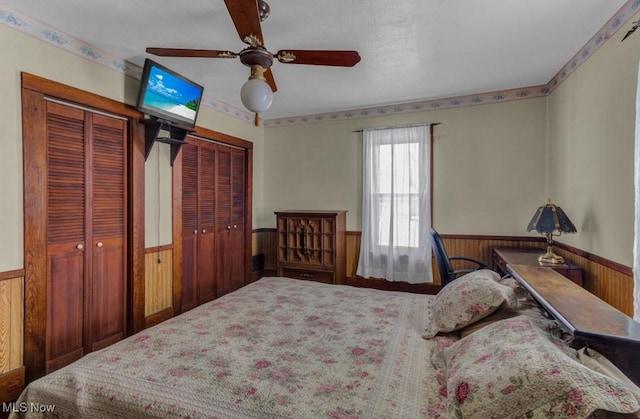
[197,141,217,304]
[216,145,246,297]
[215,146,232,297]
[89,113,126,351]
[229,148,246,291]
[181,138,199,311]
[45,102,87,373]
[44,101,127,372]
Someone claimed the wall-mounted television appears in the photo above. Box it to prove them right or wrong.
[136,58,204,128]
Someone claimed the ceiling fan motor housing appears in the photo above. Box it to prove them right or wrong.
[239,47,274,69]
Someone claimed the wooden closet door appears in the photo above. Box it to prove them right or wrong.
[216,146,246,297]
[180,138,199,311]
[89,113,127,351]
[43,103,127,371]
[215,146,232,297]
[22,75,137,381]
[45,102,87,373]
[197,141,217,304]
[230,148,246,292]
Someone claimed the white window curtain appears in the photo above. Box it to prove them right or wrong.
[356,125,433,283]
[633,63,640,322]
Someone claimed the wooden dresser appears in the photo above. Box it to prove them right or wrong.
[275,211,347,285]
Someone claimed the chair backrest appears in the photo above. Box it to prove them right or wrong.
[429,228,455,286]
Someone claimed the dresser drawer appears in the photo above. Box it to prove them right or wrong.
[279,268,334,284]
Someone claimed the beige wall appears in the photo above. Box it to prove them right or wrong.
[144,143,173,247]
[263,98,548,233]
[0,24,261,270]
[547,10,640,267]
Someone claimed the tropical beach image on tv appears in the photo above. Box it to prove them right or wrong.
[137,59,204,128]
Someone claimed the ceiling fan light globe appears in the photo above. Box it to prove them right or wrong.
[240,78,273,113]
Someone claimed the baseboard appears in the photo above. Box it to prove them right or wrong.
[0,366,25,404]
[145,307,173,329]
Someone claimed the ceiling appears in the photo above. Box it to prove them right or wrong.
[0,0,631,120]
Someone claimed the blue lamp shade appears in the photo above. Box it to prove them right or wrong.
[527,200,577,235]
[526,200,576,264]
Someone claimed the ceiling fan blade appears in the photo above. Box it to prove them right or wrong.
[264,68,277,92]
[224,0,264,46]
[276,50,361,67]
[146,48,237,58]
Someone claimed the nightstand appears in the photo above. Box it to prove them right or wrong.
[492,247,583,287]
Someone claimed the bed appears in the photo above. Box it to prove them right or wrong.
[10,273,640,418]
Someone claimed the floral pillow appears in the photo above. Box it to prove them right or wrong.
[578,347,640,398]
[458,292,548,338]
[439,316,640,418]
[423,269,516,338]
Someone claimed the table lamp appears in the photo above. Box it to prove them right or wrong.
[526,199,577,264]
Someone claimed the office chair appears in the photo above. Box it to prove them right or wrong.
[429,228,487,287]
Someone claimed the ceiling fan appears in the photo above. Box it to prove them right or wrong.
[146,0,361,115]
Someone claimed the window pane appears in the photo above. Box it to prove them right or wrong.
[375,140,421,248]
[376,194,391,246]
[378,144,392,193]
[375,193,419,248]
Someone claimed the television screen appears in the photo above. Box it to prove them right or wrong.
[136,58,204,128]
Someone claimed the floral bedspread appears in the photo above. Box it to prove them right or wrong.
[13,277,441,418]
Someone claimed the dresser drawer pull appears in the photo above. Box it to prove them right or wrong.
[299,273,314,278]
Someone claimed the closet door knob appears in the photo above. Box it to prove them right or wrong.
[227,225,231,230]
[96,242,103,248]
[76,244,84,250]
[193,230,198,234]
[233,225,237,229]
[202,229,206,234]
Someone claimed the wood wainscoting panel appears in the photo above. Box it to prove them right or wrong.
[0,274,25,403]
[0,275,24,374]
[144,248,174,318]
[437,235,544,270]
[252,229,277,272]
[346,232,361,278]
[588,266,633,317]
[550,246,634,317]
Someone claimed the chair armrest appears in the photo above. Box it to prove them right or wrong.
[448,256,487,268]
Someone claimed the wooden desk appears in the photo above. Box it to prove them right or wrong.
[492,247,583,287]
[508,264,640,384]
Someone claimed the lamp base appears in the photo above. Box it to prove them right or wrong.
[538,246,565,264]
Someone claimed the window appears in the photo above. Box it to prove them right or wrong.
[356,125,433,283]
[375,141,421,248]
